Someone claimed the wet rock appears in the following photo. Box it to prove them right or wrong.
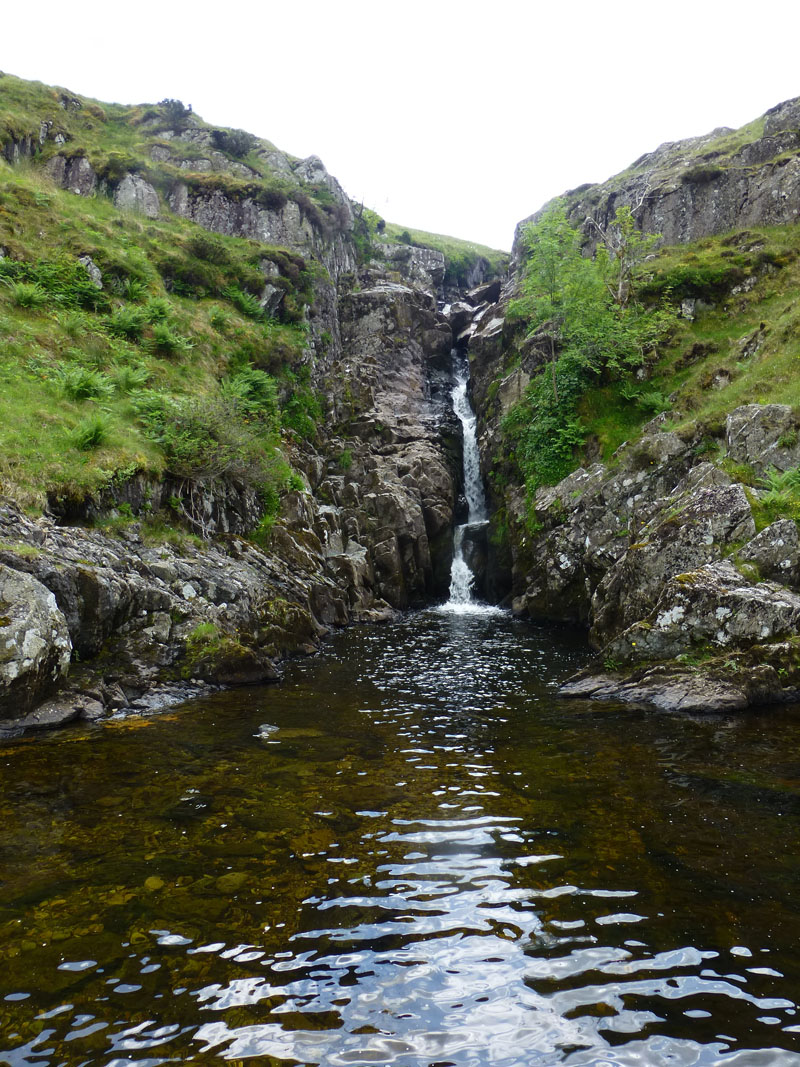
[560,665,771,713]
[446,300,474,336]
[0,564,72,718]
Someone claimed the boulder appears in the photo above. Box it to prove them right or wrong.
[114,173,160,217]
[0,564,72,719]
[591,481,755,646]
[606,560,800,664]
[726,404,800,475]
[466,278,502,305]
[739,519,800,588]
[46,154,97,197]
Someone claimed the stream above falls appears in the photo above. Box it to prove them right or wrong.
[1,611,800,1065]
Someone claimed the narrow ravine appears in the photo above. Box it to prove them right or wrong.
[443,351,496,614]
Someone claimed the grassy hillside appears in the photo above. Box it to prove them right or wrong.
[0,158,314,516]
[491,216,800,519]
[582,221,800,455]
[0,73,508,524]
[382,220,508,286]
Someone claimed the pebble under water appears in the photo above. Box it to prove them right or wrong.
[1,611,800,1065]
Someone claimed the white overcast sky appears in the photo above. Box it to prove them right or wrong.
[3,1,799,250]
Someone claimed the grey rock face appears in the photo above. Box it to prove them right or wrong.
[381,245,446,294]
[591,480,755,646]
[739,519,800,587]
[114,173,160,217]
[513,96,800,261]
[46,154,98,197]
[479,396,800,711]
[168,184,356,281]
[726,404,800,475]
[608,560,800,664]
[0,564,72,717]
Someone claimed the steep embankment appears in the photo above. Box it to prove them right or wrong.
[0,73,507,732]
[466,96,800,711]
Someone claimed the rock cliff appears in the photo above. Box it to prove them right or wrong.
[513,96,800,261]
[467,96,800,712]
[0,75,510,734]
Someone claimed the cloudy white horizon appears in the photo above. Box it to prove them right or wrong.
[4,0,799,251]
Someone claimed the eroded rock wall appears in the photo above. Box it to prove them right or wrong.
[0,155,463,733]
[513,96,800,262]
[504,407,800,711]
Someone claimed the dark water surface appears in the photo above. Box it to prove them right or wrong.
[2,611,800,1066]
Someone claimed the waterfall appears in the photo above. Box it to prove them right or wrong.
[441,352,499,615]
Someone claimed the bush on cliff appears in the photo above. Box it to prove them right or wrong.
[504,201,677,491]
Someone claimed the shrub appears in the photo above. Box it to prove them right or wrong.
[210,128,256,158]
[106,306,147,342]
[187,234,230,265]
[71,413,110,451]
[7,280,48,308]
[222,284,263,319]
[159,98,192,125]
[135,393,281,487]
[59,365,112,401]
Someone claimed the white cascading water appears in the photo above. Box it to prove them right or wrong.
[441,356,498,615]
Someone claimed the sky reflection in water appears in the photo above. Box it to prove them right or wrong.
[1,611,800,1065]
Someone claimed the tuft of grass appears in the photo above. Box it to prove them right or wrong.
[148,321,193,357]
[112,364,149,393]
[106,306,147,342]
[222,284,264,320]
[6,280,48,308]
[59,365,112,401]
[71,413,110,451]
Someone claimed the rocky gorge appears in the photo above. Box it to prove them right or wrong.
[465,95,800,712]
[3,74,800,728]
[0,75,512,732]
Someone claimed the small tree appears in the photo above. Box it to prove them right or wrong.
[158,98,192,126]
[589,204,660,308]
[512,200,602,400]
[505,200,677,491]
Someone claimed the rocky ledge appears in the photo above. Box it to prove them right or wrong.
[506,404,800,712]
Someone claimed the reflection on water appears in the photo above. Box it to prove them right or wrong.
[1,611,800,1065]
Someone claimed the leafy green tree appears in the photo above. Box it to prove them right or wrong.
[590,204,661,308]
[511,200,597,400]
[505,200,676,491]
